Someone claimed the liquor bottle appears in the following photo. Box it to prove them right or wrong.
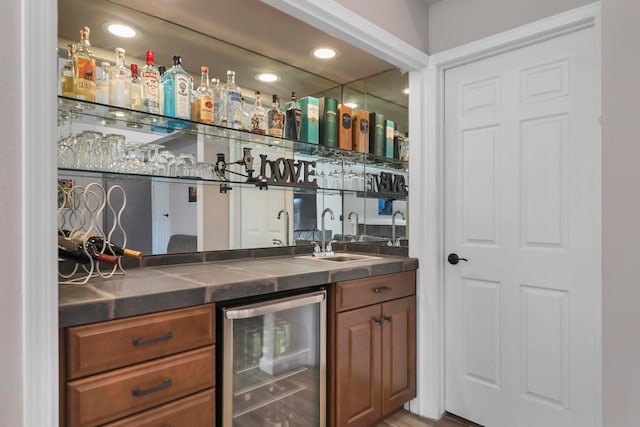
[338,103,352,150]
[211,77,221,125]
[72,26,96,101]
[130,64,143,111]
[194,66,214,124]
[385,119,395,158]
[60,44,75,98]
[393,123,400,160]
[63,230,143,259]
[222,70,242,129]
[141,50,159,114]
[58,236,119,265]
[249,91,266,134]
[299,96,319,144]
[351,109,369,153]
[369,112,386,157]
[164,55,191,120]
[241,97,250,130]
[285,92,302,140]
[318,97,338,147]
[267,94,284,138]
[109,48,131,108]
[158,65,166,115]
[95,62,110,105]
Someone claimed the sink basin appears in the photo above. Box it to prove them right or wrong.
[296,253,382,263]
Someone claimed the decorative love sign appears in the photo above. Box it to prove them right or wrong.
[257,154,317,187]
[368,172,407,195]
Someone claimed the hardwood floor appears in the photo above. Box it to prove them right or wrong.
[378,410,473,427]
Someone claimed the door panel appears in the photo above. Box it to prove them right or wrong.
[335,304,381,427]
[444,26,598,427]
[381,296,416,416]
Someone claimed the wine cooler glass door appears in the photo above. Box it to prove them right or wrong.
[223,290,326,427]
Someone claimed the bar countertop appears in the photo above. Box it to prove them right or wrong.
[58,251,418,328]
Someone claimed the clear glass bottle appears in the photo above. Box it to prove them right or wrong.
[72,26,96,101]
[141,50,159,114]
[157,65,166,115]
[95,61,110,105]
[222,70,242,129]
[195,66,214,124]
[285,92,302,140]
[60,44,75,98]
[109,48,131,108]
[249,91,266,134]
[241,97,250,131]
[164,55,191,120]
[211,77,221,125]
[130,63,143,111]
[267,94,284,138]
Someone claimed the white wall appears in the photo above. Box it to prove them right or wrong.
[0,1,25,424]
[428,0,596,53]
[336,0,429,53]
[602,1,640,426]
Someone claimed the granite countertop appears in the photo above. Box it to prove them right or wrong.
[58,252,418,328]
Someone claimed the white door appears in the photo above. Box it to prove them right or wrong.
[151,180,171,254]
[444,26,598,427]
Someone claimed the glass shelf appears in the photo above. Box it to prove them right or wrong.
[57,96,408,195]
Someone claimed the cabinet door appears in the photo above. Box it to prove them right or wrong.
[335,304,382,427]
[381,295,416,416]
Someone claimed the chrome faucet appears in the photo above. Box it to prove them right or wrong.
[317,208,335,256]
[391,210,405,247]
[277,208,289,246]
[347,211,359,242]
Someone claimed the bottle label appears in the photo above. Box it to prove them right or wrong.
[198,94,214,123]
[342,113,352,130]
[268,112,284,137]
[307,104,319,123]
[360,118,369,134]
[174,74,190,119]
[227,90,242,129]
[141,71,159,112]
[74,57,96,99]
[250,110,266,134]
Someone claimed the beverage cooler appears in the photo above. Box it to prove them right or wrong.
[218,288,326,427]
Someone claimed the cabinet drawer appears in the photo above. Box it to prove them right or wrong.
[66,304,215,379]
[103,388,215,427]
[66,346,215,427]
[335,271,415,312]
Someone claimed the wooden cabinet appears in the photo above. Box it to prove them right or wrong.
[60,304,216,427]
[331,271,416,427]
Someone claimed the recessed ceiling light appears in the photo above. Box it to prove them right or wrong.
[107,23,136,38]
[255,73,280,83]
[311,47,339,59]
[402,87,410,95]
[344,102,358,109]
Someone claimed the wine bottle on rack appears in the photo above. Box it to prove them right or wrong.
[60,230,143,259]
[58,236,119,265]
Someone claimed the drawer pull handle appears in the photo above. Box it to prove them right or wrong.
[383,315,392,323]
[372,286,392,294]
[132,378,173,396]
[132,331,173,346]
[373,317,384,325]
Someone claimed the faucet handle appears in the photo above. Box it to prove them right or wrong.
[326,239,337,253]
[311,241,321,254]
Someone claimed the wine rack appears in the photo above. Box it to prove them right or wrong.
[57,182,128,284]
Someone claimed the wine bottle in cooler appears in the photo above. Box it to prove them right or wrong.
[58,236,119,265]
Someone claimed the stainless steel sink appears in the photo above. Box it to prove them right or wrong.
[296,253,382,262]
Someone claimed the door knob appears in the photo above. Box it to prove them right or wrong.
[163,213,169,217]
[447,253,468,265]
